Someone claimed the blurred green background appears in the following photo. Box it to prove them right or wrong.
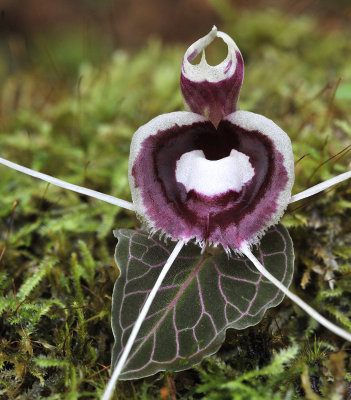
[0,1,351,399]
[1,0,351,80]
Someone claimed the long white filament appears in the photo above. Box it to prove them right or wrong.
[290,170,351,203]
[2,156,350,210]
[101,240,185,400]
[241,243,351,342]
[0,157,135,211]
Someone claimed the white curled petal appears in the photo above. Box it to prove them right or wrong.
[182,26,241,83]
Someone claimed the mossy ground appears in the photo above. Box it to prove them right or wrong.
[1,2,351,399]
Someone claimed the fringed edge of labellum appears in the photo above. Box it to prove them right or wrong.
[128,110,295,253]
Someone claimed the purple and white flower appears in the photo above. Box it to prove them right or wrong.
[129,26,294,252]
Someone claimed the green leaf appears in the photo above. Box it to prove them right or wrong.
[111,223,294,379]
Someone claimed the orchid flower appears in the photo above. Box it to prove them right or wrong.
[0,26,351,400]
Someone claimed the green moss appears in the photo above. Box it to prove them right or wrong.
[0,3,351,399]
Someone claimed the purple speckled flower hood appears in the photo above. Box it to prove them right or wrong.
[128,26,294,252]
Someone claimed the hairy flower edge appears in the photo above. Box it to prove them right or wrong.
[129,110,294,253]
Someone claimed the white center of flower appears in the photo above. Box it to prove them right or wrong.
[175,149,255,197]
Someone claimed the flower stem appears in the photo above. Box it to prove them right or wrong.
[290,170,351,203]
[101,240,185,400]
[241,243,351,342]
[0,157,135,211]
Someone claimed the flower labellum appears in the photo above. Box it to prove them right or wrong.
[129,26,295,252]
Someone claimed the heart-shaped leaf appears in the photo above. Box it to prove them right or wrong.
[111,223,294,380]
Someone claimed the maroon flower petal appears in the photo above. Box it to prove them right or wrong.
[129,111,294,251]
[180,27,244,127]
